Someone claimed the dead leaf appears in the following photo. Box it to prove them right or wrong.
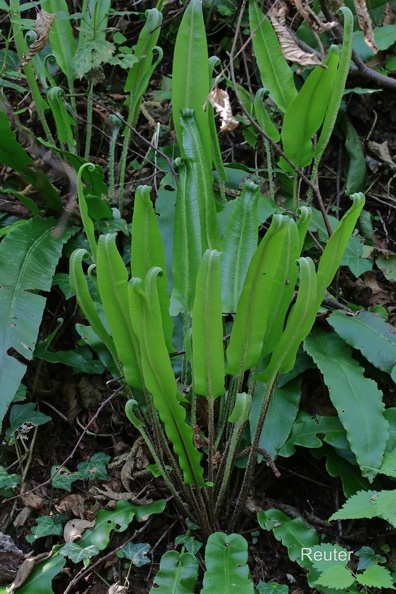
[383,2,396,25]
[13,506,32,527]
[269,2,325,68]
[367,140,396,169]
[64,518,95,542]
[0,531,24,583]
[7,552,52,593]
[207,87,238,132]
[353,0,378,53]
[291,0,338,33]
[19,10,55,72]
[55,493,86,517]
[21,492,44,510]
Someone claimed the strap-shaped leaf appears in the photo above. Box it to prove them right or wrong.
[77,163,97,261]
[261,218,300,358]
[249,0,297,112]
[314,7,354,161]
[41,0,76,80]
[201,533,254,593]
[315,193,365,310]
[192,250,225,399]
[131,185,173,351]
[254,89,280,142]
[179,110,221,252]
[170,158,202,315]
[149,550,198,594]
[221,181,260,313]
[304,330,388,481]
[229,393,252,424]
[69,249,118,363]
[0,218,71,428]
[96,234,142,389]
[296,206,313,252]
[129,272,204,487]
[172,0,211,158]
[226,215,290,375]
[279,47,339,173]
[47,87,76,150]
[258,257,317,382]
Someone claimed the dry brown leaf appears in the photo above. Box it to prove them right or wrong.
[21,492,44,510]
[13,506,32,527]
[0,532,24,583]
[55,493,86,517]
[367,140,396,169]
[207,87,238,132]
[270,16,324,68]
[7,552,52,593]
[19,10,55,72]
[292,0,338,33]
[353,0,378,53]
[64,518,95,542]
[383,2,396,25]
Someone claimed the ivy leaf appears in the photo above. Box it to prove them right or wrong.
[174,534,203,555]
[77,452,111,480]
[340,236,372,277]
[26,515,65,543]
[355,546,386,571]
[6,403,51,437]
[356,564,395,589]
[60,543,99,563]
[118,542,151,567]
[51,465,83,491]
[0,466,21,489]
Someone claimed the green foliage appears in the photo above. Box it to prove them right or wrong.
[149,550,199,593]
[0,218,72,428]
[328,309,396,382]
[304,330,388,481]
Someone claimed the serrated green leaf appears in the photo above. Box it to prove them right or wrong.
[149,550,198,593]
[310,544,351,571]
[374,490,396,527]
[356,564,395,588]
[328,310,396,382]
[201,533,254,593]
[304,330,388,480]
[379,448,396,478]
[329,490,378,521]
[315,565,355,589]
